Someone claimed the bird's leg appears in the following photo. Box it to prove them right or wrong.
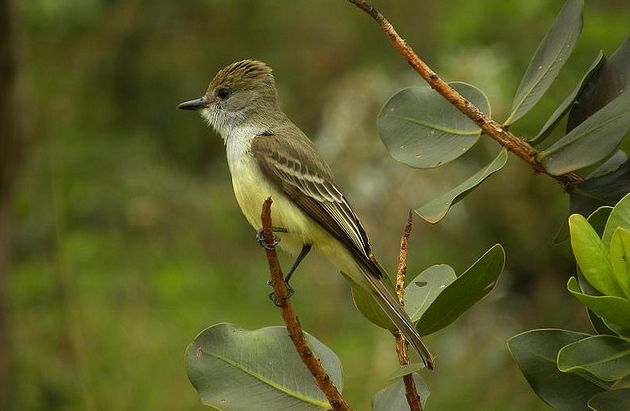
[256,226,288,250]
[268,244,312,306]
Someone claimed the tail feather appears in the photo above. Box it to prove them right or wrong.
[364,272,435,370]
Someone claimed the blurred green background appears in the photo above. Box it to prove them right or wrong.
[4,0,630,410]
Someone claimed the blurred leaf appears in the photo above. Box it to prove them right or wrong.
[568,36,630,131]
[603,192,630,247]
[613,376,630,390]
[608,228,630,297]
[405,264,457,322]
[372,373,429,411]
[507,329,609,411]
[504,0,583,126]
[568,214,622,296]
[185,323,342,410]
[378,82,490,168]
[532,51,605,143]
[386,363,424,381]
[558,335,630,381]
[416,244,505,336]
[588,388,630,411]
[414,149,507,223]
[539,90,630,175]
[568,277,630,329]
[568,152,630,218]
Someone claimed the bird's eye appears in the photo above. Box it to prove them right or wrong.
[216,87,231,99]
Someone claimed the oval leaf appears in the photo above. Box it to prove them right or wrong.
[532,51,605,143]
[185,323,342,410]
[539,89,630,175]
[405,264,457,322]
[588,388,630,411]
[505,0,584,126]
[603,192,630,247]
[378,82,490,168]
[568,36,630,131]
[372,373,429,411]
[568,276,630,329]
[416,244,505,336]
[507,329,610,411]
[569,214,623,297]
[558,335,630,381]
[609,228,630,298]
[415,149,507,223]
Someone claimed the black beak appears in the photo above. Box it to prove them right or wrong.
[177,97,209,111]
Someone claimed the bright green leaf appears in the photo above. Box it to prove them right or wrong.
[378,82,490,169]
[414,149,507,223]
[386,363,424,381]
[558,335,630,381]
[372,373,429,411]
[588,388,630,411]
[568,277,630,329]
[569,214,623,296]
[507,329,610,411]
[539,89,630,175]
[609,228,630,298]
[532,51,605,143]
[185,323,342,410]
[405,264,457,322]
[505,0,583,126]
[416,244,505,336]
[603,192,630,247]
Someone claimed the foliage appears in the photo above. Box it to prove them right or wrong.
[508,193,630,410]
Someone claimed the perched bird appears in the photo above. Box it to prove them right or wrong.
[178,60,434,369]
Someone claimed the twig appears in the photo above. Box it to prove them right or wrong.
[394,211,423,411]
[260,198,352,411]
[346,0,583,187]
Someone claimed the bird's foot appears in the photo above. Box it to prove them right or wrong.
[256,227,288,250]
[267,280,295,307]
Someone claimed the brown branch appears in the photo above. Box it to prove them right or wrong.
[260,198,352,411]
[346,0,583,187]
[394,211,423,411]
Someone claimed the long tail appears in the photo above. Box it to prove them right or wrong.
[363,270,435,370]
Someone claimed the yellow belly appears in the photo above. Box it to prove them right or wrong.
[229,154,367,287]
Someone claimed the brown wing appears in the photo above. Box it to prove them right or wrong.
[251,128,379,276]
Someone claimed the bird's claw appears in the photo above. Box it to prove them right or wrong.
[268,283,295,307]
[256,227,287,250]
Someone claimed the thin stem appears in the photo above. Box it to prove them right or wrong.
[394,211,423,411]
[260,198,352,411]
[346,0,583,187]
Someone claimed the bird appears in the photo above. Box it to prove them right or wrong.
[177,59,434,369]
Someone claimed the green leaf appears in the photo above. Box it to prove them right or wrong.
[603,192,630,247]
[568,36,630,131]
[568,277,630,329]
[568,153,628,222]
[185,323,342,410]
[378,82,490,169]
[349,281,396,331]
[507,329,610,411]
[405,264,457,322]
[505,0,583,126]
[386,363,424,381]
[578,271,618,336]
[609,228,630,298]
[414,149,507,223]
[569,214,623,297]
[558,335,630,381]
[416,244,505,336]
[372,373,429,411]
[588,388,630,411]
[539,90,630,175]
[532,51,605,143]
